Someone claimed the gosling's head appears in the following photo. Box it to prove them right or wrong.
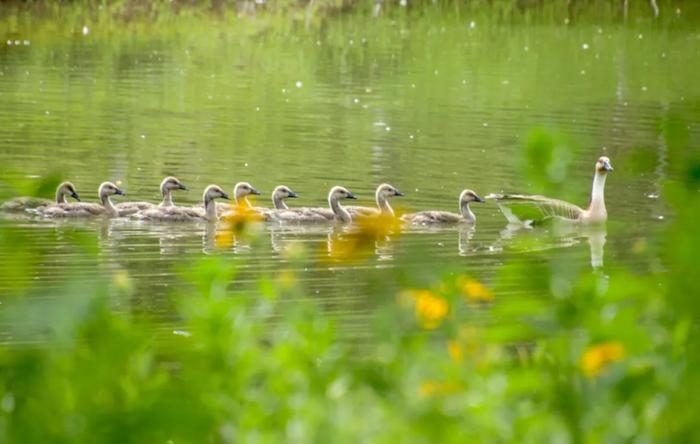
[459,189,485,204]
[273,185,298,199]
[329,186,357,201]
[58,181,80,202]
[596,156,613,173]
[160,176,188,194]
[234,182,261,201]
[203,185,229,204]
[376,183,404,198]
[98,181,125,199]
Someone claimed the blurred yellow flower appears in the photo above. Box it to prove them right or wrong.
[580,341,625,378]
[325,213,403,263]
[418,380,463,397]
[447,340,464,363]
[458,276,495,303]
[219,206,264,237]
[414,290,449,330]
[276,269,297,290]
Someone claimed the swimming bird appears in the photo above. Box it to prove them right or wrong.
[268,186,357,223]
[401,189,485,225]
[36,182,125,218]
[115,176,188,216]
[269,185,299,210]
[346,183,404,217]
[487,156,613,225]
[1,181,80,212]
[133,185,229,222]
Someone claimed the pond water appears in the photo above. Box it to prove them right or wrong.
[1,14,699,342]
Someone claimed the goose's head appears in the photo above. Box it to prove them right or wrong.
[98,182,125,199]
[58,181,80,202]
[160,176,188,194]
[234,182,261,201]
[273,185,299,200]
[596,156,613,173]
[203,185,229,203]
[329,186,357,201]
[376,183,404,198]
[459,189,485,204]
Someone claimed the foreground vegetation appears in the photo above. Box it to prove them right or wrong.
[0,117,698,442]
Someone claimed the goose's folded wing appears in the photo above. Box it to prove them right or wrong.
[1,197,52,211]
[486,193,584,224]
[345,205,378,217]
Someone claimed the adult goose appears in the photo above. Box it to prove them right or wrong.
[115,176,188,216]
[487,156,613,225]
[36,182,124,218]
[1,181,80,212]
[401,189,484,225]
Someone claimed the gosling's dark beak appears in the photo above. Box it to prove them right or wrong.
[251,188,261,196]
[288,191,299,198]
[71,192,81,202]
[474,194,485,203]
[347,192,357,199]
[221,192,230,200]
[115,188,125,196]
[394,189,404,197]
[603,161,613,172]
[179,184,189,191]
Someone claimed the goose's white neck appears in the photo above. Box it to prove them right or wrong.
[204,195,218,221]
[56,188,68,204]
[460,201,476,223]
[376,191,394,216]
[329,195,351,223]
[100,194,118,216]
[272,193,288,210]
[235,195,251,208]
[586,171,607,222]
[160,189,174,207]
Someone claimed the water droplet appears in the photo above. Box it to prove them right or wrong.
[385,127,391,132]
[353,98,359,104]
[411,83,416,88]
[45,110,50,115]
[409,134,414,139]
[641,86,647,91]
[469,21,476,29]
[295,80,303,88]
[482,122,488,127]
[523,46,529,52]
[255,106,260,111]
[582,43,589,50]
[82,25,89,36]
[638,34,643,39]
[244,162,248,167]
[173,330,192,337]
[23,40,30,46]
[433,69,439,75]
[14,40,21,46]
[140,134,146,139]
[580,70,586,75]
[501,80,510,85]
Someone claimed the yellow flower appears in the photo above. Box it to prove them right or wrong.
[219,206,264,237]
[458,276,495,303]
[414,290,449,330]
[418,380,463,397]
[447,340,464,363]
[325,213,403,263]
[580,341,625,378]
